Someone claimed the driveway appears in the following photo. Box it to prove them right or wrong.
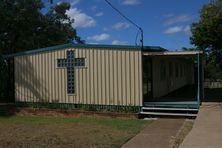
[180,102,222,148]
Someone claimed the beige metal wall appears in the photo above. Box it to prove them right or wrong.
[14,47,143,106]
[152,56,194,98]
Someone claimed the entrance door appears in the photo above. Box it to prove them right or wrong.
[143,56,153,103]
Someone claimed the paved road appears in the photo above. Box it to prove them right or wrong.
[122,118,184,148]
[180,102,222,148]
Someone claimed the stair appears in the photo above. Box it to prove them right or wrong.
[140,106,199,117]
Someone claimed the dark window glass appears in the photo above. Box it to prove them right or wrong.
[57,59,67,68]
[75,58,85,66]
[175,63,179,78]
[161,62,167,80]
[169,62,173,78]
[180,64,183,77]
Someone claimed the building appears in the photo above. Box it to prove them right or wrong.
[5,43,204,115]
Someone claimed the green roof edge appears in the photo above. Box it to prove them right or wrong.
[3,43,165,58]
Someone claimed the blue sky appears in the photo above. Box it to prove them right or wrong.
[44,0,210,50]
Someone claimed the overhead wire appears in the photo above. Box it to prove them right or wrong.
[135,29,140,45]
[104,0,144,47]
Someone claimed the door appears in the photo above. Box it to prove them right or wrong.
[143,56,153,103]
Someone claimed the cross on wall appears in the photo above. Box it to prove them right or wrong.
[57,50,85,94]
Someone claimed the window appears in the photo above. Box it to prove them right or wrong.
[57,50,86,95]
[161,62,167,80]
[180,64,183,77]
[67,67,75,94]
[175,63,179,78]
[57,59,67,68]
[169,62,173,78]
[75,58,85,66]
[184,64,186,76]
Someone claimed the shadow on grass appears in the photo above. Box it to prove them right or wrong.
[203,88,222,102]
[0,104,18,117]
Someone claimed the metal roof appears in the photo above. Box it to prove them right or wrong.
[143,51,203,56]
[4,43,165,58]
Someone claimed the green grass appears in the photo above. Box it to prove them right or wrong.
[173,119,194,148]
[0,115,150,148]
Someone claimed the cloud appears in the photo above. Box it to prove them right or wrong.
[95,12,104,17]
[103,27,109,31]
[66,8,96,28]
[88,42,99,44]
[121,0,140,5]
[164,15,194,26]
[164,26,183,34]
[164,25,192,35]
[184,25,191,36]
[87,33,111,41]
[91,5,97,11]
[112,22,130,30]
[70,0,81,6]
[112,40,128,45]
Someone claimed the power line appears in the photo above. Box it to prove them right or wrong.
[135,29,140,45]
[104,0,144,48]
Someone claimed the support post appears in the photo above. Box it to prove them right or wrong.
[197,52,200,107]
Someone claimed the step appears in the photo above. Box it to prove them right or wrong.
[144,102,199,109]
[142,107,199,111]
[140,111,197,117]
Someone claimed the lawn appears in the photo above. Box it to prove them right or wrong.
[173,119,194,148]
[0,115,150,148]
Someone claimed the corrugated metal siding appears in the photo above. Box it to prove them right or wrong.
[14,48,143,106]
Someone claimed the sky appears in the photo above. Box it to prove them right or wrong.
[43,0,210,50]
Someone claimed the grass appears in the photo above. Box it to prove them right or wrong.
[173,119,194,148]
[0,115,150,148]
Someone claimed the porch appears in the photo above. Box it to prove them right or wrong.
[140,50,203,117]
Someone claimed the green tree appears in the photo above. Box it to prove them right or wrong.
[0,0,83,54]
[0,0,84,101]
[190,0,222,79]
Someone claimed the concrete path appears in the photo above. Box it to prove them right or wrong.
[122,118,184,148]
[180,102,222,148]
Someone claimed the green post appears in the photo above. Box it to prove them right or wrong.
[201,54,204,102]
[197,52,201,107]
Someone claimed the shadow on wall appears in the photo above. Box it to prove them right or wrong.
[16,56,48,103]
[147,85,197,102]
[0,56,13,103]
[203,80,222,102]
[204,88,222,102]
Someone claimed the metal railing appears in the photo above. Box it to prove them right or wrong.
[204,80,222,88]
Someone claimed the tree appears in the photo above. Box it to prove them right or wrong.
[190,0,222,79]
[0,0,83,54]
[0,0,84,101]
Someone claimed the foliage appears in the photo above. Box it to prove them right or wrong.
[15,102,141,113]
[190,0,222,79]
[0,0,83,54]
[181,47,196,51]
[0,56,7,100]
[0,56,13,102]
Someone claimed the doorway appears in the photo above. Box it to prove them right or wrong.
[142,56,153,103]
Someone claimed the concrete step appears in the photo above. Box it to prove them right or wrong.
[140,105,199,117]
[140,111,197,117]
[142,107,198,111]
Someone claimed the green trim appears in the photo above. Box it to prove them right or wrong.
[4,43,73,58]
[144,101,199,109]
[3,43,165,58]
[15,102,141,113]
